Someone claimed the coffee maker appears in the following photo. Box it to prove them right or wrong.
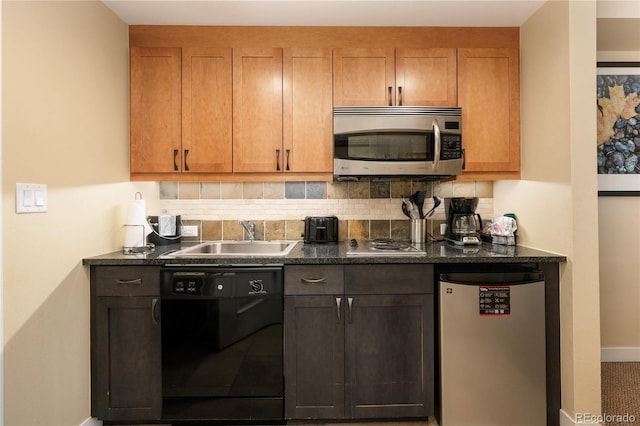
[444,197,482,245]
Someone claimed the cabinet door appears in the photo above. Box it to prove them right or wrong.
[233,48,283,172]
[458,48,520,174]
[333,48,395,106]
[130,47,182,173]
[395,48,457,106]
[92,296,161,421]
[283,48,333,173]
[284,295,345,419]
[182,48,233,173]
[345,294,434,419]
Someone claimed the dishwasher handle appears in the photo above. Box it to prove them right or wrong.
[439,270,544,285]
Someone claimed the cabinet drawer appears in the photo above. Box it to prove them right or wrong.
[345,264,433,295]
[93,266,160,297]
[285,265,344,295]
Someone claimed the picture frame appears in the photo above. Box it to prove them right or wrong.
[597,61,640,196]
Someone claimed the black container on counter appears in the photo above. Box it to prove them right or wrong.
[147,215,182,246]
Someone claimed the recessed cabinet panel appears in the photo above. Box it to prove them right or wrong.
[130,47,182,173]
[283,48,333,172]
[395,48,457,106]
[93,297,161,421]
[345,294,433,419]
[333,48,395,106]
[284,296,345,419]
[182,48,232,173]
[458,48,520,174]
[233,48,284,172]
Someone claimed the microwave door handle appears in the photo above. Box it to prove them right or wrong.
[433,119,441,171]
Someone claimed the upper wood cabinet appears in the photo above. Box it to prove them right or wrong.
[283,48,334,173]
[233,48,284,173]
[457,48,520,178]
[333,48,457,107]
[130,47,181,173]
[182,48,233,173]
[233,47,333,174]
[130,47,233,174]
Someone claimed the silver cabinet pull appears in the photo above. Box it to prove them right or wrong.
[336,297,342,321]
[116,278,142,285]
[151,298,160,325]
[300,277,327,284]
[347,297,354,323]
[433,119,441,171]
[388,86,393,106]
[276,149,281,171]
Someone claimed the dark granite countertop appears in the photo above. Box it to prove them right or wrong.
[82,240,566,266]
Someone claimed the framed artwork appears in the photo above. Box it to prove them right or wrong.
[597,62,640,196]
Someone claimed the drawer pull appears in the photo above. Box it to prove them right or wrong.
[300,277,327,284]
[116,278,142,285]
[151,298,160,325]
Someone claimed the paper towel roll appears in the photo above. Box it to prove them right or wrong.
[124,199,152,248]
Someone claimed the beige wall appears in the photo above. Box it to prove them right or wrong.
[2,1,155,424]
[494,0,601,422]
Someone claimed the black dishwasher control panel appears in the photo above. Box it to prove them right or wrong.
[160,266,283,298]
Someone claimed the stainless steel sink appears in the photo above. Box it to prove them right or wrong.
[166,240,298,257]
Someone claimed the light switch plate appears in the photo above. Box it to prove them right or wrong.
[16,183,48,213]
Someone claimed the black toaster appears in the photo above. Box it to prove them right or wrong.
[303,216,339,243]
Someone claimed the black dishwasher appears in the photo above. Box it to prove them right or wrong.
[160,266,284,422]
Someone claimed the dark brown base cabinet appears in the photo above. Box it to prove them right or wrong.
[91,266,162,422]
[284,264,434,421]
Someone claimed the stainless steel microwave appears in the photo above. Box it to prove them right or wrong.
[333,106,463,180]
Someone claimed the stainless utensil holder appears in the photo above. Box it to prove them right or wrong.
[411,219,426,244]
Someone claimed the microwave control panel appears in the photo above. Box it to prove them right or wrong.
[440,134,463,160]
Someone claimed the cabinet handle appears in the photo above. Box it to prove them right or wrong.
[173,149,179,171]
[388,86,393,106]
[433,119,441,171]
[347,297,354,323]
[398,86,403,106]
[285,149,290,171]
[275,149,281,171]
[301,276,327,284]
[184,149,190,171]
[336,297,342,321]
[116,278,142,285]
[462,148,466,170]
[151,298,160,325]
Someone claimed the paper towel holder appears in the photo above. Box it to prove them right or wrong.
[123,192,155,255]
[123,225,155,254]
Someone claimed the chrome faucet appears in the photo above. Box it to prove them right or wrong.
[239,220,256,241]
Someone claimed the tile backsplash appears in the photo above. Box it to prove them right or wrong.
[157,180,493,241]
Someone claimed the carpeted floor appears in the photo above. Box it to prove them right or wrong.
[602,362,640,426]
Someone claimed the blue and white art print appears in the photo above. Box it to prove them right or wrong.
[597,62,640,195]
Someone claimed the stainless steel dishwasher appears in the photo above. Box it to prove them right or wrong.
[438,266,546,426]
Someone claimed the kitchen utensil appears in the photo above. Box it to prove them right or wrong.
[424,196,441,218]
[404,199,419,219]
[413,191,427,219]
[402,200,412,219]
